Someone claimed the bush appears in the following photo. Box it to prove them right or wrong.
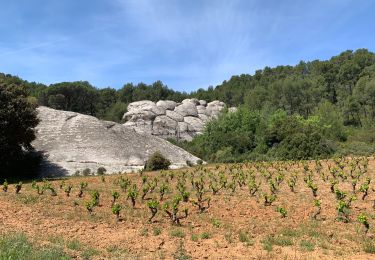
[144,151,171,171]
[82,168,91,176]
[96,167,107,175]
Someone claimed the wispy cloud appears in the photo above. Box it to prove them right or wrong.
[0,0,374,91]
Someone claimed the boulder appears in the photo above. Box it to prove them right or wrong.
[206,100,226,117]
[174,102,198,117]
[198,113,210,122]
[122,99,233,141]
[156,100,177,110]
[184,116,204,132]
[199,100,207,106]
[124,101,165,121]
[229,107,238,113]
[166,110,184,122]
[123,110,156,121]
[196,105,208,115]
[182,98,200,105]
[124,119,153,134]
[33,107,201,177]
[153,115,178,136]
[127,100,156,111]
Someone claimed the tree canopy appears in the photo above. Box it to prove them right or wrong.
[0,75,40,179]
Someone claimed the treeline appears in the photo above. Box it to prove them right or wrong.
[3,48,375,126]
[174,49,375,161]
[193,49,375,127]
[0,74,190,122]
[2,48,375,165]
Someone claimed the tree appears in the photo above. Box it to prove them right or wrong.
[0,79,39,179]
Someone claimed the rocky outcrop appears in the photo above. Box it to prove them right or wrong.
[123,99,231,141]
[32,107,201,177]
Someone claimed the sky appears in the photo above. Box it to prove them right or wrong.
[0,0,374,92]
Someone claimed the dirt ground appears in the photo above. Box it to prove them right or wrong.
[1,158,375,259]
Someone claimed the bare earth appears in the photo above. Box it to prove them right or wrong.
[1,158,375,259]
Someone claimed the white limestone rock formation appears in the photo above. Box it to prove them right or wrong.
[33,106,201,177]
[123,99,232,141]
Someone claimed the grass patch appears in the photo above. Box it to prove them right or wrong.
[200,232,211,239]
[139,228,149,237]
[363,241,375,254]
[169,229,186,238]
[191,234,198,242]
[67,239,82,251]
[224,231,234,244]
[211,219,221,228]
[0,233,70,260]
[261,237,273,252]
[238,231,254,246]
[261,234,294,251]
[81,247,99,259]
[153,227,162,236]
[172,241,191,260]
[300,239,315,252]
[16,194,39,205]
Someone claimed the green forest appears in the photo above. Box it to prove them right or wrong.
[2,48,375,171]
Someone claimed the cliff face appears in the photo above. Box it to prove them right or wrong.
[123,98,235,141]
[32,106,201,177]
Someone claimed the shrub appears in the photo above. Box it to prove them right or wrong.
[77,182,88,198]
[186,160,194,167]
[2,179,8,192]
[82,168,91,176]
[111,204,122,221]
[358,213,370,233]
[64,185,72,197]
[144,151,171,171]
[163,195,188,225]
[111,191,120,206]
[85,201,94,215]
[276,206,287,218]
[97,167,107,175]
[147,199,159,222]
[91,190,100,206]
[127,184,138,208]
[15,182,22,194]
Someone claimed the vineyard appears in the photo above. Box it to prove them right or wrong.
[1,157,375,259]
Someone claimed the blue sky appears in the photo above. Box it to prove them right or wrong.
[0,0,374,92]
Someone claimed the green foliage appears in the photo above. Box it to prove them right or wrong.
[358,213,370,233]
[96,167,107,175]
[15,182,23,194]
[2,179,8,192]
[0,75,40,179]
[127,184,138,208]
[111,204,122,220]
[0,233,70,260]
[276,206,287,218]
[147,199,159,222]
[82,168,91,176]
[91,190,100,206]
[144,151,171,171]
